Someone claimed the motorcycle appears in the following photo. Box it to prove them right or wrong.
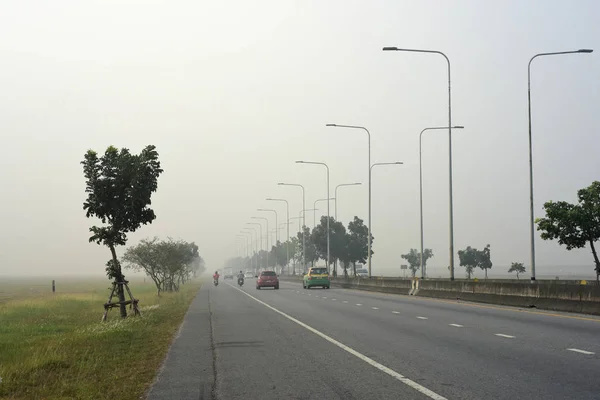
[213,278,219,286]
[238,276,244,287]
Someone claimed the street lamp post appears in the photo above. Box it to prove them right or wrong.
[300,208,318,229]
[370,162,403,276]
[240,230,253,271]
[419,126,464,278]
[313,198,335,227]
[334,183,362,220]
[251,217,269,269]
[383,46,455,280]
[258,209,278,243]
[326,124,372,277]
[267,198,290,273]
[278,183,306,274]
[297,161,330,273]
[246,222,262,272]
[527,48,593,281]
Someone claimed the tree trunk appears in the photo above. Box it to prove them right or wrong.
[589,240,600,284]
[109,243,127,318]
[485,269,488,280]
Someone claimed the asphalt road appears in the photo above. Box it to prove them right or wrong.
[147,279,600,400]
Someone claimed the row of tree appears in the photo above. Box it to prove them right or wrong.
[123,237,205,295]
[226,216,373,277]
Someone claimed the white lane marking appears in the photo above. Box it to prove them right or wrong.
[372,307,380,310]
[449,324,463,327]
[227,283,448,400]
[332,299,337,301]
[322,297,327,299]
[495,334,515,339]
[392,311,400,314]
[356,303,363,306]
[343,301,348,303]
[416,316,428,320]
[315,295,320,298]
[567,348,595,355]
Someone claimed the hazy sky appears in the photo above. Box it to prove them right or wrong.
[1,0,599,278]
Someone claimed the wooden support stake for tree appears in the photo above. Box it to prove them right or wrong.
[102,280,141,322]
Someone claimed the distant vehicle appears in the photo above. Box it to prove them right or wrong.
[303,267,330,289]
[356,268,369,278]
[245,272,254,279]
[224,274,234,280]
[256,271,279,290]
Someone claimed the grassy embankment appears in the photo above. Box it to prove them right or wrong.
[0,276,201,400]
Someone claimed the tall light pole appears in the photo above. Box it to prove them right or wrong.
[300,208,318,228]
[419,126,464,278]
[267,198,290,273]
[257,209,278,243]
[252,216,269,269]
[370,162,403,277]
[246,222,262,272]
[278,183,306,274]
[527,48,593,281]
[297,161,330,273]
[335,183,362,220]
[383,46,455,280]
[326,124,371,276]
[313,198,335,227]
[240,230,253,271]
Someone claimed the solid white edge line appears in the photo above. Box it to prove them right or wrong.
[449,324,463,327]
[227,283,448,400]
[494,334,515,339]
[567,348,595,355]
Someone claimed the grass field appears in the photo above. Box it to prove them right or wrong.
[0,276,202,400]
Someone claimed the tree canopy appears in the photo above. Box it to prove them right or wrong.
[123,237,204,295]
[82,145,163,317]
[536,181,600,282]
[458,245,492,279]
[508,262,526,279]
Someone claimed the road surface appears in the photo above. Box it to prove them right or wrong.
[147,279,600,399]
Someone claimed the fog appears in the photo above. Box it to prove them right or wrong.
[1,0,599,279]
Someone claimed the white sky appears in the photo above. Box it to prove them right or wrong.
[1,0,599,279]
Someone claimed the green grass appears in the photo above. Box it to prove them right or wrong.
[0,277,202,400]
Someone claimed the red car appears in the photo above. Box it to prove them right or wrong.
[256,271,279,290]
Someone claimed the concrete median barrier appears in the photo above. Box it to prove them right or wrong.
[279,275,600,315]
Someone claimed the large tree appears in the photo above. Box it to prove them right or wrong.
[508,262,526,280]
[311,216,347,274]
[401,249,420,277]
[458,246,478,279]
[458,245,492,279]
[478,244,492,279]
[123,237,202,295]
[536,181,600,283]
[346,216,373,276]
[296,226,318,271]
[400,248,434,278]
[82,145,163,317]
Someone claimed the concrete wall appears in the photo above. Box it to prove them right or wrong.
[279,275,600,315]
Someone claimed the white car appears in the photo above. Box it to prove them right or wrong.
[244,272,254,279]
[355,268,369,278]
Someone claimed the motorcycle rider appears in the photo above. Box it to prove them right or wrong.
[213,270,220,284]
[237,270,245,285]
